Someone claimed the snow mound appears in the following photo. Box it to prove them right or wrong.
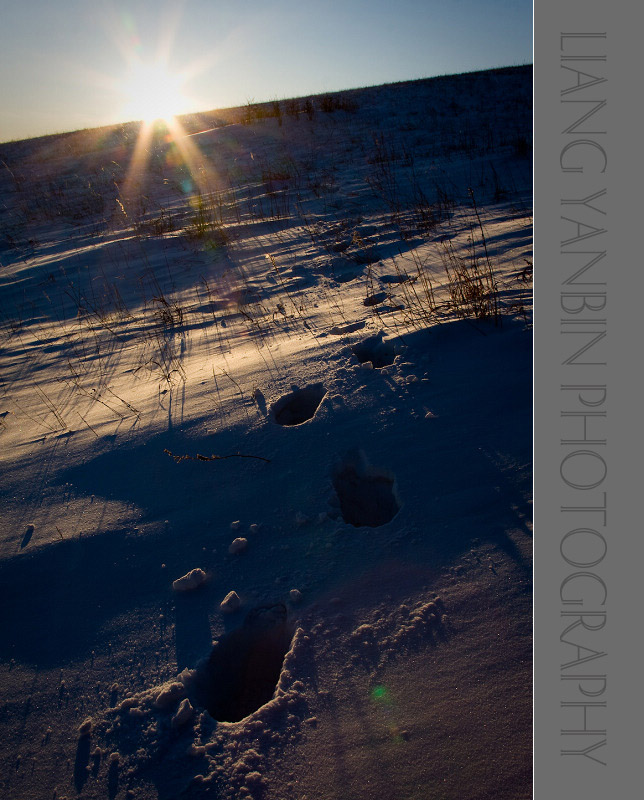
[172,568,207,592]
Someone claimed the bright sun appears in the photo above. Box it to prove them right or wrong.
[121,61,187,123]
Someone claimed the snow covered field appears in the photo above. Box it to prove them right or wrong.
[0,66,532,799]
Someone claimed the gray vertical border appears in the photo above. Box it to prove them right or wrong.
[535,1,641,797]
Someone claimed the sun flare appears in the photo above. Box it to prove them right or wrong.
[121,61,188,123]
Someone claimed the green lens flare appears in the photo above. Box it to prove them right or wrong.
[372,685,387,700]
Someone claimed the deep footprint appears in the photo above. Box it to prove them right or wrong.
[194,604,295,723]
[271,383,326,426]
[333,450,400,527]
[352,334,395,368]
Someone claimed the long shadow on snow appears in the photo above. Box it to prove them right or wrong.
[56,422,270,518]
[0,424,270,668]
[0,522,213,669]
[388,317,532,571]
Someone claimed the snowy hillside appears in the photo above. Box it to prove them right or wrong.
[0,66,532,800]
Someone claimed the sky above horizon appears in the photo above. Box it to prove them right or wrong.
[0,0,532,143]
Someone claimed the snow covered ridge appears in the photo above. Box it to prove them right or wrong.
[0,67,531,799]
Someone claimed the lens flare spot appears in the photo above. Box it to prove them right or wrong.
[372,685,388,701]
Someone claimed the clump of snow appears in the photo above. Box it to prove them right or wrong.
[153,682,186,709]
[116,696,140,712]
[172,698,194,728]
[230,520,242,531]
[21,524,35,548]
[220,590,242,613]
[289,589,302,604]
[78,717,93,736]
[172,568,208,592]
[178,668,197,687]
[228,537,248,555]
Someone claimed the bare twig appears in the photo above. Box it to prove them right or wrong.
[164,448,271,463]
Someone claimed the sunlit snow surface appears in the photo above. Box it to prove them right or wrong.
[0,68,532,800]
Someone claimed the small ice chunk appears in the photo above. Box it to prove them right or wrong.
[228,537,248,555]
[220,590,241,613]
[289,589,302,604]
[230,520,242,531]
[249,523,260,534]
[172,568,207,592]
